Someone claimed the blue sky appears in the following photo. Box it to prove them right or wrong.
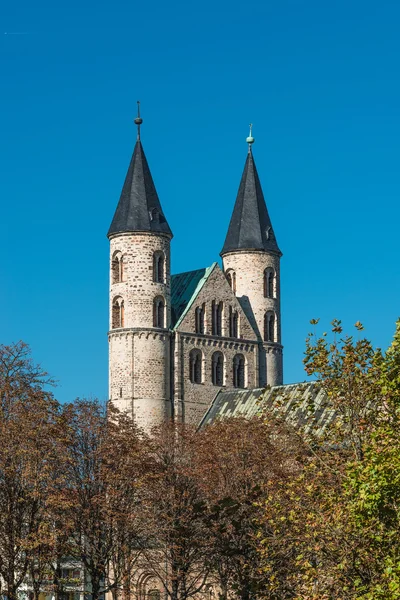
[1,0,400,403]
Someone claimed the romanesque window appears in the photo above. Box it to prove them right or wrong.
[112,252,124,283]
[212,301,223,336]
[189,349,202,384]
[153,251,165,284]
[212,351,224,386]
[229,307,239,338]
[226,270,236,294]
[112,297,124,328]
[195,304,205,334]
[263,268,275,298]
[233,354,245,388]
[153,296,165,328]
[264,311,275,342]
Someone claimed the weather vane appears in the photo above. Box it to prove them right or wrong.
[134,100,143,140]
[246,123,255,151]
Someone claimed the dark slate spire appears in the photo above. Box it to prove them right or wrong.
[108,104,173,239]
[221,128,281,256]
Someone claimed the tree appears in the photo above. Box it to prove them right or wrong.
[56,399,145,600]
[200,417,304,600]
[260,318,400,599]
[137,421,211,600]
[0,341,59,600]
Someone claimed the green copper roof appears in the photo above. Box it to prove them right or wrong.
[171,263,217,329]
[199,382,335,436]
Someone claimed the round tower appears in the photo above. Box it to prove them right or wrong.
[108,105,173,429]
[221,127,283,387]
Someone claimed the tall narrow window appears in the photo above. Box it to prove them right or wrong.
[153,296,165,328]
[212,301,216,335]
[264,268,275,298]
[212,301,223,336]
[264,311,276,342]
[229,307,239,338]
[189,349,202,383]
[212,351,224,386]
[233,354,245,388]
[226,270,236,294]
[153,252,165,283]
[112,252,124,283]
[112,297,124,328]
[195,305,205,334]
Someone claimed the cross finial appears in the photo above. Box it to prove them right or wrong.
[246,123,255,152]
[134,100,143,141]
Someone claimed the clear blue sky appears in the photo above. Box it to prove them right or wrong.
[2,0,400,403]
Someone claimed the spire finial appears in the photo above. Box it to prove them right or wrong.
[246,123,255,152]
[134,100,143,140]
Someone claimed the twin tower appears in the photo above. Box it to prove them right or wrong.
[107,114,283,427]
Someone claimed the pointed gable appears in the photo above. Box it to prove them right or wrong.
[171,265,215,328]
[221,149,281,256]
[172,263,257,341]
[108,140,172,238]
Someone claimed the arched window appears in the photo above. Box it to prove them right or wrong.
[263,268,275,298]
[233,354,245,388]
[195,304,205,334]
[226,270,236,294]
[212,351,224,386]
[112,252,124,283]
[153,296,165,328]
[112,297,124,328]
[212,301,223,336]
[189,349,202,384]
[229,307,239,338]
[153,252,165,283]
[264,311,276,342]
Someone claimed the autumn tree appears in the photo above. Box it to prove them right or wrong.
[0,341,59,600]
[56,399,146,600]
[137,421,211,600]
[200,416,305,600]
[257,318,400,599]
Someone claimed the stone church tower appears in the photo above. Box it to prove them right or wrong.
[221,128,283,387]
[107,113,283,430]
[107,108,173,429]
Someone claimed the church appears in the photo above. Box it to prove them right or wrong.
[108,108,284,428]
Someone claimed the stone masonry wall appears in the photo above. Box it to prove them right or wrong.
[175,333,258,425]
[108,232,172,429]
[174,265,258,425]
[222,250,283,387]
[109,232,171,329]
[108,329,171,429]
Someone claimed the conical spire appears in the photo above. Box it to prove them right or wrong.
[108,107,172,239]
[221,132,281,256]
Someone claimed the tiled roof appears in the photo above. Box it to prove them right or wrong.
[221,149,281,256]
[199,382,335,436]
[108,140,172,238]
[171,264,216,329]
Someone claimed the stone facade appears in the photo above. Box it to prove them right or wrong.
[107,131,284,429]
[108,232,172,430]
[173,264,258,424]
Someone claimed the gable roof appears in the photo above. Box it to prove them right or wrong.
[199,382,335,436]
[171,264,217,329]
[221,149,281,256]
[108,140,172,239]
